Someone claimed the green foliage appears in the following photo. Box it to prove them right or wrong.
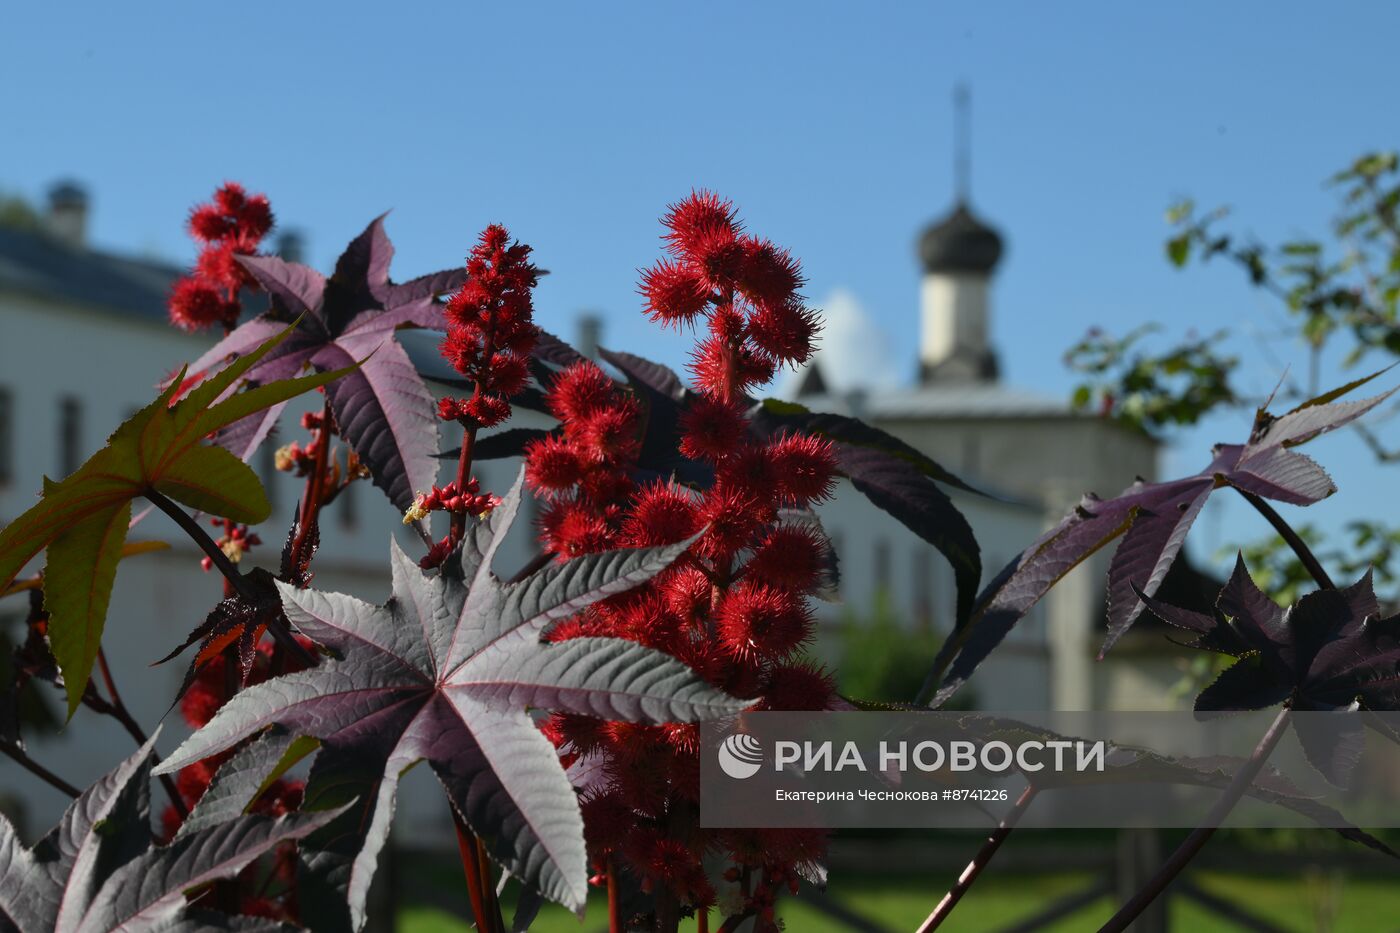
[1227,520,1400,606]
[1065,324,1237,433]
[0,323,355,715]
[0,193,40,232]
[835,593,975,708]
[1167,151,1400,364]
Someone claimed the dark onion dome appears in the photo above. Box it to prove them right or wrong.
[918,201,1003,275]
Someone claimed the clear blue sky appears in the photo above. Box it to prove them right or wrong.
[5,2,1400,569]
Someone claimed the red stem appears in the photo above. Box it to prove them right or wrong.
[289,401,333,569]
[1097,707,1292,931]
[1098,493,1331,930]
[607,857,622,933]
[452,809,502,932]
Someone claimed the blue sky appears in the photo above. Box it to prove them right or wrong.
[5,2,1400,570]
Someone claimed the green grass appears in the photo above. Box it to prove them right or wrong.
[399,869,1400,932]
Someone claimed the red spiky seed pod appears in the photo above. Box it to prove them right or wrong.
[622,483,700,547]
[716,581,813,662]
[662,191,740,261]
[678,395,748,462]
[641,259,712,327]
[745,523,830,593]
[524,435,583,493]
[767,434,838,505]
[737,236,804,305]
[758,661,837,711]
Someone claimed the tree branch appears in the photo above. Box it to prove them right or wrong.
[0,740,81,798]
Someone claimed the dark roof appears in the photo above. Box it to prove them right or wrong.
[918,202,1004,275]
[0,225,182,324]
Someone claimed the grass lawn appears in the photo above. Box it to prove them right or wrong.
[399,869,1400,932]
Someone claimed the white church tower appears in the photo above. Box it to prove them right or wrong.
[917,86,1005,385]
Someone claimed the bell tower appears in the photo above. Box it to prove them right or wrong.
[917,86,1004,384]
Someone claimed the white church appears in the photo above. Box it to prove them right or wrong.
[0,179,1198,843]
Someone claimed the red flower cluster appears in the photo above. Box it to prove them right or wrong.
[169,183,274,332]
[641,191,819,403]
[526,361,642,557]
[528,194,837,927]
[403,479,499,526]
[202,519,261,572]
[438,224,540,429]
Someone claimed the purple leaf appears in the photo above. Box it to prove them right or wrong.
[1139,560,1400,786]
[188,216,462,512]
[236,255,329,320]
[0,735,340,933]
[156,472,746,923]
[316,335,440,511]
[924,372,1395,707]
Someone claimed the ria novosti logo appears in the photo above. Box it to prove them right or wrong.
[717,733,764,779]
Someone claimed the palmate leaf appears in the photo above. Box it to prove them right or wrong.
[920,371,1396,708]
[0,735,341,933]
[188,216,466,511]
[157,470,747,928]
[0,324,353,715]
[1138,559,1400,787]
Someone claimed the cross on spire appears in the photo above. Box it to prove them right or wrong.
[954,83,972,202]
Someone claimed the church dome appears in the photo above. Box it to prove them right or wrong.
[918,202,1003,275]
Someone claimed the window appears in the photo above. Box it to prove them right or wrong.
[873,538,891,593]
[0,387,12,484]
[339,475,358,530]
[58,396,81,477]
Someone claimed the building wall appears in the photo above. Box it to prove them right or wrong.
[867,413,1162,711]
[809,479,1053,710]
[0,293,543,841]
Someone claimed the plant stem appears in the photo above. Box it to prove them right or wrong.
[1098,493,1326,930]
[607,856,622,933]
[144,488,253,600]
[451,415,480,543]
[476,837,503,932]
[94,649,187,818]
[917,783,1039,932]
[0,740,81,797]
[1097,706,1292,932]
[452,808,502,932]
[1235,488,1336,590]
[289,401,333,570]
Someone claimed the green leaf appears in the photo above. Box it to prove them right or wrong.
[1166,234,1191,268]
[44,502,131,715]
[0,321,358,717]
[151,444,269,524]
